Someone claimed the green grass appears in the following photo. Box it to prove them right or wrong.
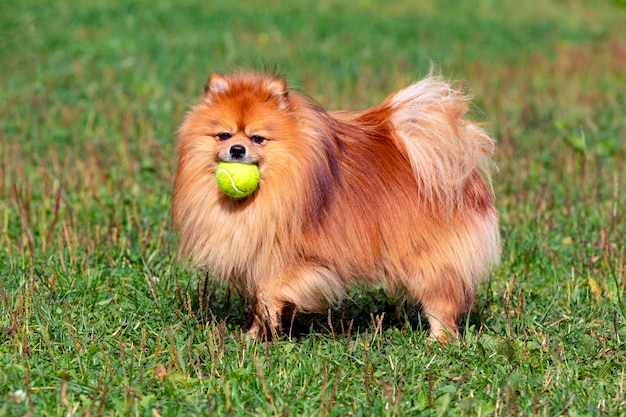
[2,0,625,415]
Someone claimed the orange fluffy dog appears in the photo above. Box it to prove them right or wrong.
[172,72,499,341]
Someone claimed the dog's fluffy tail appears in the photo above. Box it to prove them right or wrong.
[388,76,496,212]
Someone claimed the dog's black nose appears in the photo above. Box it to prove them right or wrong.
[229,144,246,159]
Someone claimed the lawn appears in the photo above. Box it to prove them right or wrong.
[1,0,625,415]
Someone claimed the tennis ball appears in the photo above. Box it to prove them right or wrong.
[215,161,260,199]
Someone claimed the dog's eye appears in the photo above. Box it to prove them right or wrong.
[217,132,232,141]
[250,135,266,144]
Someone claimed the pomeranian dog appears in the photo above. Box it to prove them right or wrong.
[172,71,499,341]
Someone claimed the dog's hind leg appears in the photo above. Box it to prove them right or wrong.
[403,266,474,343]
[421,292,468,342]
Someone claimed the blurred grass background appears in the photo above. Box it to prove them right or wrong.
[1,0,625,415]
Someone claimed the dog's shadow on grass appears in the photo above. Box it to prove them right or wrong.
[175,276,487,338]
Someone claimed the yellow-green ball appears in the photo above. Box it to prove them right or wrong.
[215,162,260,199]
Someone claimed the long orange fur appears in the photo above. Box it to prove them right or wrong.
[172,72,500,341]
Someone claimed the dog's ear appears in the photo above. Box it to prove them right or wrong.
[204,73,229,95]
[266,76,289,109]
[266,76,286,96]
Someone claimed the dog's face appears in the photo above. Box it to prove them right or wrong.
[191,73,293,166]
[175,72,335,216]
